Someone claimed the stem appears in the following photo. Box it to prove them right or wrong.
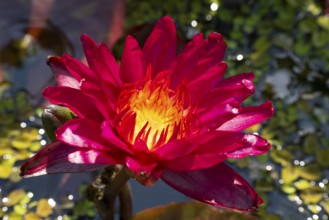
[119,182,133,220]
[94,166,131,220]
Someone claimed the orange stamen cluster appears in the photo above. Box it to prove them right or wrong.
[116,73,189,150]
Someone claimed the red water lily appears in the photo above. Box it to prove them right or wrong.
[20,16,274,211]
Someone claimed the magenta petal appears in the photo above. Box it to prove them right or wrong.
[187,62,227,104]
[56,118,124,153]
[197,99,240,133]
[98,43,122,86]
[43,86,104,122]
[143,16,177,76]
[47,56,80,89]
[161,163,262,211]
[120,35,146,83]
[189,33,227,80]
[217,101,274,131]
[171,33,205,88]
[160,154,226,171]
[199,76,255,109]
[20,141,108,177]
[62,54,97,84]
[101,121,133,154]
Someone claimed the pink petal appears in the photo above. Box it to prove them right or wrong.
[197,99,241,133]
[188,33,227,81]
[98,43,122,86]
[171,33,205,88]
[56,118,124,153]
[143,16,177,76]
[156,131,270,171]
[20,141,109,177]
[80,34,121,87]
[101,121,133,154]
[161,163,262,211]
[201,80,254,110]
[187,62,227,104]
[43,86,104,122]
[217,101,274,131]
[47,56,80,89]
[62,54,98,85]
[120,35,146,83]
[216,72,254,87]
[160,153,226,171]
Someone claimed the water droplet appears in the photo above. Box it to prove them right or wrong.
[68,194,74,200]
[210,3,219,11]
[205,14,213,21]
[40,140,47,146]
[266,165,272,171]
[236,54,244,61]
[2,206,8,212]
[39,129,45,135]
[313,214,319,220]
[27,192,34,198]
[191,20,198,27]
[232,108,239,114]
[48,198,56,207]
[20,122,27,128]
[294,160,300,165]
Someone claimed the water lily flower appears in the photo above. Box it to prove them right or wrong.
[20,16,274,211]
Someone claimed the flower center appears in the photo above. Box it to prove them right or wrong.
[116,73,189,150]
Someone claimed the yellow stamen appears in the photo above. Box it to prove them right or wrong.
[116,73,188,150]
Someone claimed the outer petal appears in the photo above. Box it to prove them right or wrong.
[80,34,121,87]
[171,33,205,88]
[217,101,274,131]
[47,56,80,89]
[56,118,125,153]
[20,141,110,177]
[187,62,227,105]
[143,16,177,76]
[196,99,241,133]
[43,86,104,122]
[161,163,262,211]
[156,131,270,171]
[189,33,227,81]
[120,35,146,83]
[200,75,255,109]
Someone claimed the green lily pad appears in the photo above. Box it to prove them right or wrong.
[270,150,293,166]
[131,202,261,220]
[297,163,323,181]
[294,179,312,190]
[300,186,324,204]
[5,189,27,206]
[315,148,329,167]
[36,199,53,218]
[281,166,299,184]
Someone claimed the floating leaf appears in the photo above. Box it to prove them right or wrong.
[270,149,293,166]
[300,187,324,204]
[321,199,329,215]
[315,148,329,167]
[297,163,323,181]
[281,166,299,184]
[294,179,312,190]
[131,202,261,220]
[5,189,27,206]
[36,199,53,218]
[24,212,40,220]
[14,204,27,215]
[281,184,296,194]
[317,16,329,31]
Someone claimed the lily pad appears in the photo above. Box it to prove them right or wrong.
[131,202,261,220]
[281,166,299,184]
[300,186,323,204]
[5,189,27,206]
[36,199,53,218]
[297,163,323,181]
